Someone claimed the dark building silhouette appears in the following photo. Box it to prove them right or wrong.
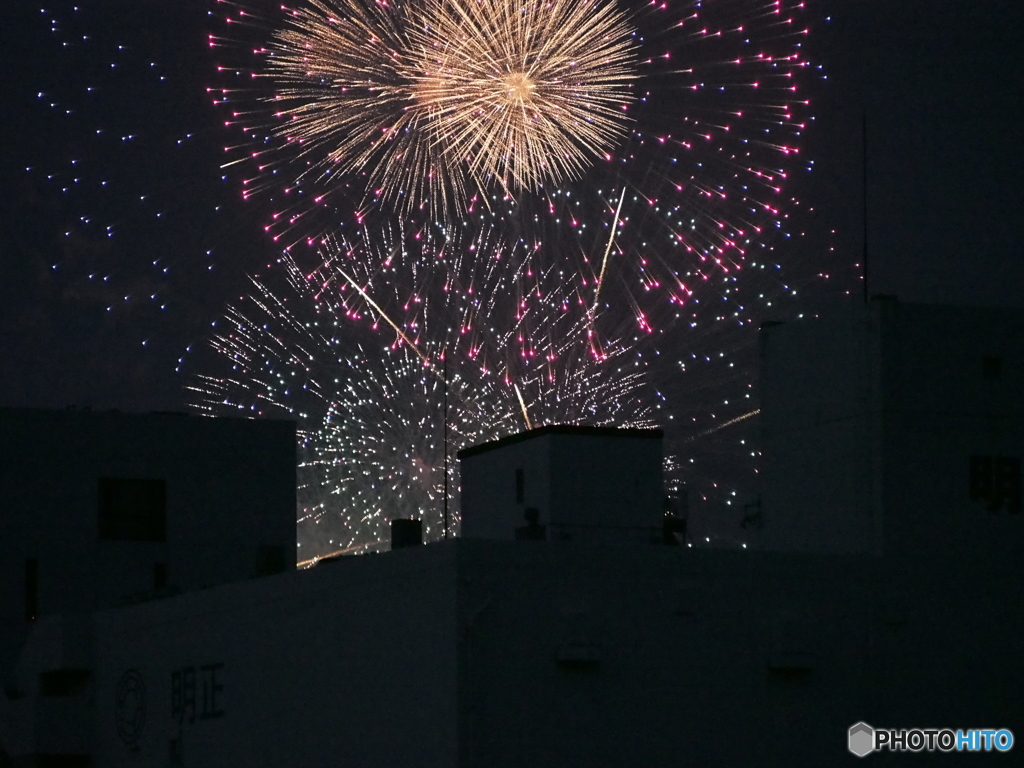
[1,299,1022,765]
[0,408,296,762]
[759,297,1024,554]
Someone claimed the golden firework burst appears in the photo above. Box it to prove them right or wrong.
[405,0,638,193]
[262,0,637,215]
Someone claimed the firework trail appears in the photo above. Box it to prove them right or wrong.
[187,225,654,556]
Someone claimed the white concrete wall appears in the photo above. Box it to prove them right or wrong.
[93,544,457,768]
[456,542,876,767]
[456,538,1024,766]
[460,433,551,539]
[459,428,662,542]
[760,300,1024,557]
[759,305,883,553]
[548,432,662,539]
[877,302,1024,557]
[17,536,1022,767]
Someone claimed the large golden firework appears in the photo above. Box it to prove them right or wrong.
[263,0,637,214]
[265,0,451,212]
[405,0,637,193]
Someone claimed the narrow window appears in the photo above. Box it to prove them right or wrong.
[515,468,524,503]
[25,559,38,622]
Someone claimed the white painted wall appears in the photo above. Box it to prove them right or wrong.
[459,427,663,542]
[93,545,456,768]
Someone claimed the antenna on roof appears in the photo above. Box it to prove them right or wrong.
[443,347,449,540]
[862,110,869,304]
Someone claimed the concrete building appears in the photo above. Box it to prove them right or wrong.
[78,542,875,767]
[459,425,664,543]
[2,299,1023,765]
[759,296,1024,557]
[0,408,297,686]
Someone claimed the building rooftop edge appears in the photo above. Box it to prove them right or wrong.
[457,424,663,459]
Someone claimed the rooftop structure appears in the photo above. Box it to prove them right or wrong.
[459,425,664,543]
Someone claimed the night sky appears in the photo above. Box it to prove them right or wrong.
[2,0,1022,415]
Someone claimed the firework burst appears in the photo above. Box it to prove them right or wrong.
[405,0,637,194]
[208,0,826,540]
[256,0,456,214]
[213,0,818,340]
[187,226,655,556]
[244,0,636,217]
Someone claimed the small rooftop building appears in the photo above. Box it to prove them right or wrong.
[458,425,664,543]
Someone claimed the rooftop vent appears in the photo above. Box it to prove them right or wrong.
[390,519,423,550]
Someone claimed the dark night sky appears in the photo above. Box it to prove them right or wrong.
[809,1,1024,308]
[1,0,1022,413]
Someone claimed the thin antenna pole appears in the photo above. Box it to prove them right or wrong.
[862,111,869,304]
[443,348,449,540]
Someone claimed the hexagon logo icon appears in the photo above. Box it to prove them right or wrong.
[848,722,875,757]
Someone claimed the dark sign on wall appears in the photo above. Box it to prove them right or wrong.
[171,663,225,724]
[115,669,146,748]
